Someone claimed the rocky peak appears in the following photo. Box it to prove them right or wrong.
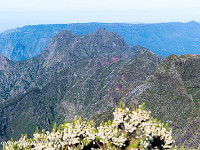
[89,28,131,58]
[46,30,77,51]
[43,28,133,65]
[93,28,123,39]
[53,30,76,39]
[92,28,125,42]
[93,28,106,34]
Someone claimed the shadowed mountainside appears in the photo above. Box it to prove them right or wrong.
[0,29,162,142]
[0,28,135,101]
[0,49,162,142]
[0,29,199,148]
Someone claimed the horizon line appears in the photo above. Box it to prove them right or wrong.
[1,20,199,34]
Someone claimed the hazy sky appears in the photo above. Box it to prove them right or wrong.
[1,0,200,32]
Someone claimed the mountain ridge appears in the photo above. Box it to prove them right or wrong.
[1,22,200,61]
[0,48,162,142]
[0,28,199,148]
[0,29,163,143]
[0,28,136,101]
[1,51,199,148]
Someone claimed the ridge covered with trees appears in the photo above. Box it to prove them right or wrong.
[0,29,199,149]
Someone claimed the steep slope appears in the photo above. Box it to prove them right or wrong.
[123,54,200,148]
[0,27,199,148]
[0,54,14,102]
[0,54,10,71]
[0,49,161,141]
[1,51,199,149]
[0,29,134,101]
[1,21,200,60]
[0,28,151,141]
[89,54,200,148]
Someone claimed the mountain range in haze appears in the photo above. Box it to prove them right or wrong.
[0,28,199,149]
[0,21,200,61]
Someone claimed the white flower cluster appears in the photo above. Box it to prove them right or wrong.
[97,121,127,147]
[62,117,96,148]
[113,105,149,133]
[4,102,174,150]
[141,120,174,149]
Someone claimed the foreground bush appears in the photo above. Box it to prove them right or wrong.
[4,102,174,150]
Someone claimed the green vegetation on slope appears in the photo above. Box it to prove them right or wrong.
[0,49,161,142]
[0,28,199,149]
[4,103,174,150]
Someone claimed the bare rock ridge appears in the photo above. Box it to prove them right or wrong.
[0,28,199,148]
[0,28,136,101]
[0,28,162,142]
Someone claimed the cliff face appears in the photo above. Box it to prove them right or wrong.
[0,29,135,101]
[0,28,199,148]
[0,28,147,140]
[0,48,161,142]
[132,54,200,148]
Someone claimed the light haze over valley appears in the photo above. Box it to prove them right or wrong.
[0,0,200,149]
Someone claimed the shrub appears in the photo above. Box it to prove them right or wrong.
[4,102,174,150]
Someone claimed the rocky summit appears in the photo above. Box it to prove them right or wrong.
[0,29,199,149]
[1,22,200,61]
[0,28,140,140]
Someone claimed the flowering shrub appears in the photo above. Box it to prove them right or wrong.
[4,102,174,150]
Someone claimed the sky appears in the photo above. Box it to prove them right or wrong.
[1,0,200,33]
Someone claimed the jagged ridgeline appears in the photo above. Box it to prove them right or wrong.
[0,28,160,141]
[1,22,200,61]
[0,28,135,101]
[0,29,199,149]
[3,103,174,150]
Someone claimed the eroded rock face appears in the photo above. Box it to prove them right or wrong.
[0,29,162,143]
[0,29,150,140]
[0,29,135,101]
[0,28,199,148]
[133,54,200,148]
